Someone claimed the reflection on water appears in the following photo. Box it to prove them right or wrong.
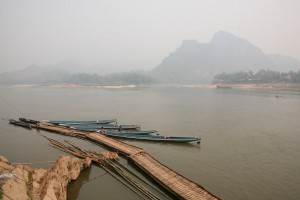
[67,166,92,200]
[1,86,300,200]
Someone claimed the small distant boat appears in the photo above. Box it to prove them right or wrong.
[19,118,40,125]
[216,85,232,89]
[44,119,118,125]
[103,131,201,143]
[9,119,32,129]
[118,124,141,130]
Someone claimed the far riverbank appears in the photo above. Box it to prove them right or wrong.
[2,83,300,91]
[178,83,300,91]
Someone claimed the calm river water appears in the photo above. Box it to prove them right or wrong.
[0,85,300,200]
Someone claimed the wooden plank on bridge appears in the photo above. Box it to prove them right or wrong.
[129,152,220,200]
[34,123,221,199]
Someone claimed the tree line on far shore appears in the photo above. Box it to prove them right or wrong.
[2,67,300,85]
[0,70,157,85]
[66,72,157,85]
[213,70,300,84]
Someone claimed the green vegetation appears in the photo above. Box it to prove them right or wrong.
[27,171,33,200]
[66,72,157,85]
[214,70,300,84]
[0,68,158,85]
[27,190,33,200]
[0,188,3,199]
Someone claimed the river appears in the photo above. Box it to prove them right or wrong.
[0,85,299,200]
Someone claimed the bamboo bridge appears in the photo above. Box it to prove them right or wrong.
[33,123,221,199]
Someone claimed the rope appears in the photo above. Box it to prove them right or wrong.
[0,94,26,117]
[85,172,108,183]
[11,161,56,165]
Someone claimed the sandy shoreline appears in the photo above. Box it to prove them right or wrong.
[6,83,300,91]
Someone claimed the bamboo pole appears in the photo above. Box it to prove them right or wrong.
[44,136,161,200]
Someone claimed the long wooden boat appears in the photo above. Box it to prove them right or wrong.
[68,126,114,132]
[9,119,32,129]
[44,119,117,125]
[70,126,155,135]
[19,118,40,125]
[61,123,119,129]
[103,132,201,143]
[66,124,141,131]
[105,130,157,135]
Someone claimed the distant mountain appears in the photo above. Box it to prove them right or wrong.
[48,58,86,73]
[2,32,300,85]
[153,31,300,83]
[33,58,138,75]
[0,64,70,84]
[0,58,101,84]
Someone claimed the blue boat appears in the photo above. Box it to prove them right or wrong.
[69,125,153,134]
[62,123,119,129]
[66,124,141,130]
[44,119,117,125]
[103,131,201,143]
[65,124,141,131]
[105,130,157,135]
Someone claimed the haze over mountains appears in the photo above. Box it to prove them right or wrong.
[1,31,300,84]
[153,31,300,83]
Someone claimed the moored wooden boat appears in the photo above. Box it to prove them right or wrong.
[105,130,157,135]
[64,124,141,131]
[19,118,40,125]
[65,123,140,129]
[9,119,32,129]
[103,131,201,143]
[44,119,117,125]
[69,126,155,135]
[61,123,119,129]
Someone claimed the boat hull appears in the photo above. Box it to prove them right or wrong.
[9,119,32,129]
[44,119,118,125]
[105,130,157,135]
[66,124,140,129]
[103,132,200,143]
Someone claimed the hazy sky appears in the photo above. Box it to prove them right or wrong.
[0,0,300,73]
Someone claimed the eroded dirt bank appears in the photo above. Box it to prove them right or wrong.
[0,155,91,200]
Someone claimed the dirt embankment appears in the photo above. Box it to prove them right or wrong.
[0,155,91,200]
